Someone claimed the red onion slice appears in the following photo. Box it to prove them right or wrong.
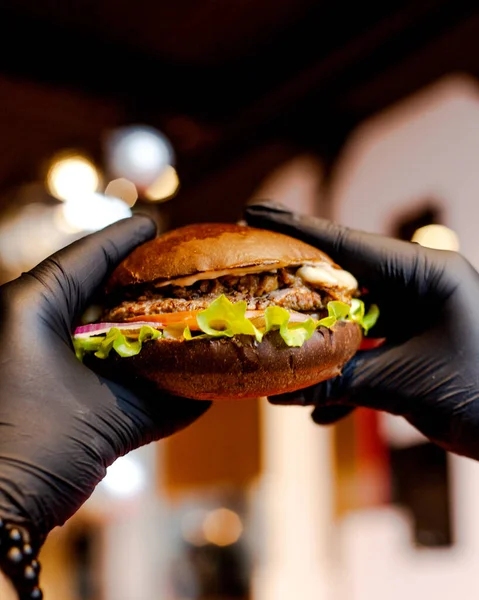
[73,322,161,338]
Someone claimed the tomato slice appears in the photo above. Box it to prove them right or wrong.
[125,309,267,331]
[359,337,386,350]
[126,311,200,330]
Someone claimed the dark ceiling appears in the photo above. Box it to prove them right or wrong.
[0,0,478,216]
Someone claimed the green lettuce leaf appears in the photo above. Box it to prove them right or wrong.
[73,336,104,361]
[74,325,161,361]
[315,299,379,335]
[182,326,208,341]
[361,303,380,335]
[317,315,336,328]
[327,301,351,320]
[196,295,263,342]
[264,305,316,347]
[350,298,365,322]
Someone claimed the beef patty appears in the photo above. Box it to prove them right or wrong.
[102,268,351,321]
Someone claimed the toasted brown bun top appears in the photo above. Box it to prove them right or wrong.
[106,223,336,291]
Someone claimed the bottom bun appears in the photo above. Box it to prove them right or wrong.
[86,321,362,401]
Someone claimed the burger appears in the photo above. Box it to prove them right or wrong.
[73,223,378,400]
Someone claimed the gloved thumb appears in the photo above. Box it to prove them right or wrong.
[26,215,156,324]
[244,201,427,288]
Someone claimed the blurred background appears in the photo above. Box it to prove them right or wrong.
[0,1,479,598]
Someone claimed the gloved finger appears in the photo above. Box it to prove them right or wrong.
[267,388,317,405]
[311,405,355,424]
[244,202,432,286]
[274,346,408,416]
[28,215,156,322]
[323,343,433,417]
[267,376,354,423]
[87,377,212,460]
[269,381,355,423]
[112,383,213,445]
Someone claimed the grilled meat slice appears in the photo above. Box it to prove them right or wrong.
[102,268,351,322]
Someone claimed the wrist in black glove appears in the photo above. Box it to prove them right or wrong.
[0,215,210,541]
[246,201,479,460]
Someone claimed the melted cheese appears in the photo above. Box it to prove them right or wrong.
[296,264,358,291]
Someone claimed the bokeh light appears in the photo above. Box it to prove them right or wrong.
[144,165,180,202]
[55,193,132,233]
[105,125,174,189]
[202,508,243,547]
[46,152,100,202]
[105,178,138,207]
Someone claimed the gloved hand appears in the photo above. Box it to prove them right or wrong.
[246,202,479,460]
[0,216,210,542]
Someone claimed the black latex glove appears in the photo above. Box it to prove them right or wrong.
[0,216,210,542]
[246,202,479,460]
